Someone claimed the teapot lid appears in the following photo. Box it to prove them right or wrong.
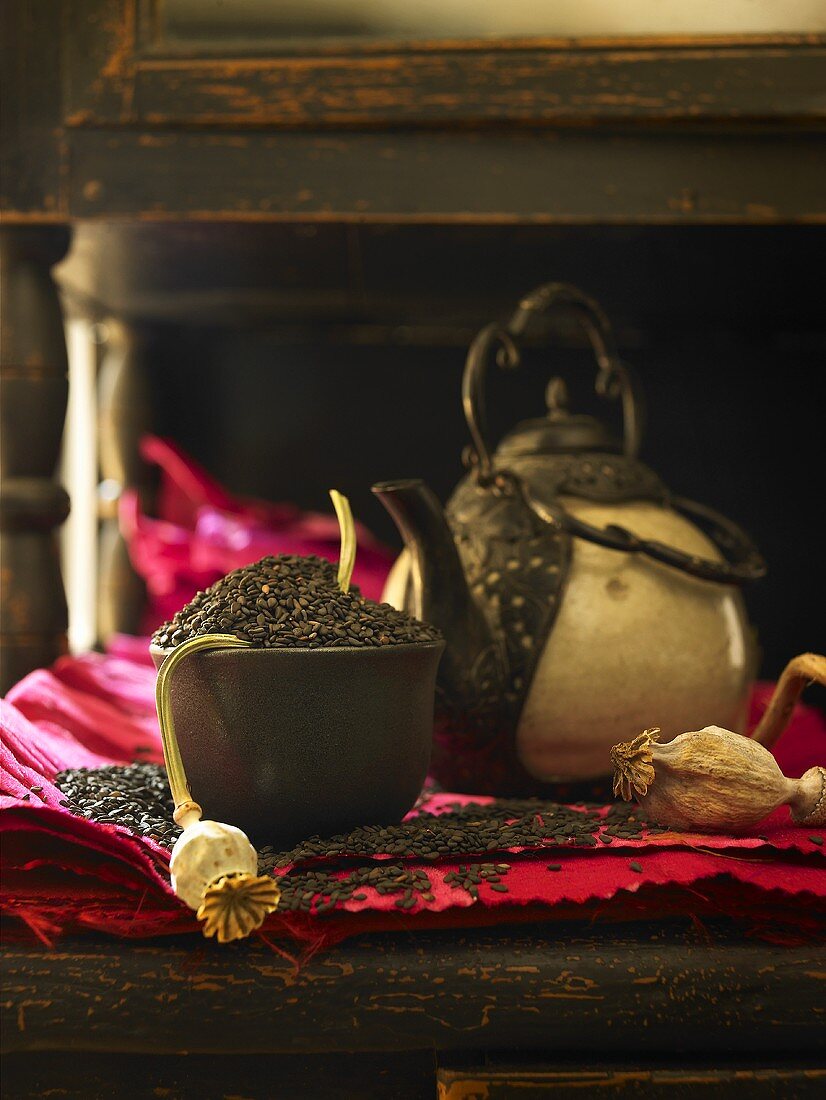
[497,378,621,460]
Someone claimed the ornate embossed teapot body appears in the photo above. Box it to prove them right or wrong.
[373,284,766,795]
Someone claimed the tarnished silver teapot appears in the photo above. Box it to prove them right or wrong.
[373,283,765,795]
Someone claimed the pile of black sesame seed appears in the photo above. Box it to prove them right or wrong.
[55,761,663,910]
[269,796,662,869]
[151,554,442,651]
[53,763,826,916]
[277,865,437,913]
[55,762,181,848]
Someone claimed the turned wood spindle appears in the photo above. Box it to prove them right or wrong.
[0,226,71,692]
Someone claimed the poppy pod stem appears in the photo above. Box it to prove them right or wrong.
[329,489,356,593]
[155,633,249,819]
[154,633,280,942]
[751,652,826,749]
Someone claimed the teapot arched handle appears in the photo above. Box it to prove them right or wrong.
[462,283,643,481]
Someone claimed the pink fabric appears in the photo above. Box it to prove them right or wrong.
[122,436,395,630]
[2,647,825,948]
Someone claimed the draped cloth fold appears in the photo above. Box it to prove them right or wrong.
[2,645,825,950]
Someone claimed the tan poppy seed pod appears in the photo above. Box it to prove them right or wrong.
[612,726,825,832]
[611,653,826,834]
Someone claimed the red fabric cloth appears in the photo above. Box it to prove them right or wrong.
[122,436,395,630]
[2,647,825,950]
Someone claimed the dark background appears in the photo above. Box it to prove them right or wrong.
[114,223,824,680]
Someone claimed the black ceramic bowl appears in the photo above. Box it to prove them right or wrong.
[150,640,444,845]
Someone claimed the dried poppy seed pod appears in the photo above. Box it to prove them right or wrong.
[169,817,280,942]
[155,635,280,942]
[611,653,826,834]
[611,726,826,833]
[170,817,258,910]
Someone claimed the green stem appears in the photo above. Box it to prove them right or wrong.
[329,489,357,593]
[155,634,250,812]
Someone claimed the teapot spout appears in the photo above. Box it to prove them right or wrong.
[372,479,506,711]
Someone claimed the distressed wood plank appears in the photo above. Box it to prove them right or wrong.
[0,227,71,691]
[3,1052,825,1099]
[64,0,139,126]
[2,924,824,1056]
[1,1050,436,1099]
[60,13,826,130]
[437,1064,826,1098]
[67,128,826,223]
[54,223,826,331]
[0,1,66,217]
[127,44,826,129]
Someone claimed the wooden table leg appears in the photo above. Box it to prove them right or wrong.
[96,318,151,640]
[0,226,71,692]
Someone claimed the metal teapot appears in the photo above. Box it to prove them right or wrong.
[373,283,766,795]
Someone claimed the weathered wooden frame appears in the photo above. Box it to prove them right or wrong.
[4,1,826,223]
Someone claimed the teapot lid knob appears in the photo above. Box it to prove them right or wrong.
[497,376,621,458]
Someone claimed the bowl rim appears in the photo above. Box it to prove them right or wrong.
[149,638,445,660]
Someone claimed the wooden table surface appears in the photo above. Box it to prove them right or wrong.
[2,919,824,1097]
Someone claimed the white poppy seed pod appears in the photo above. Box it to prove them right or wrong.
[154,634,281,942]
[170,819,258,910]
[169,818,280,942]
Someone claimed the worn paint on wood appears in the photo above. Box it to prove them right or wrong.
[60,9,826,129]
[126,45,826,129]
[1,1049,436,1100]
[2,924,824,1056]
[67,128,826,223]
[4,4,826,223]
[2,1052,824,1098]
[437,1065,826,1098]
[0,227,71,691]
[0,3,66,217]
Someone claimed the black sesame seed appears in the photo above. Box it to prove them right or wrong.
[53,763,669,917]
[151,554,442,652]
